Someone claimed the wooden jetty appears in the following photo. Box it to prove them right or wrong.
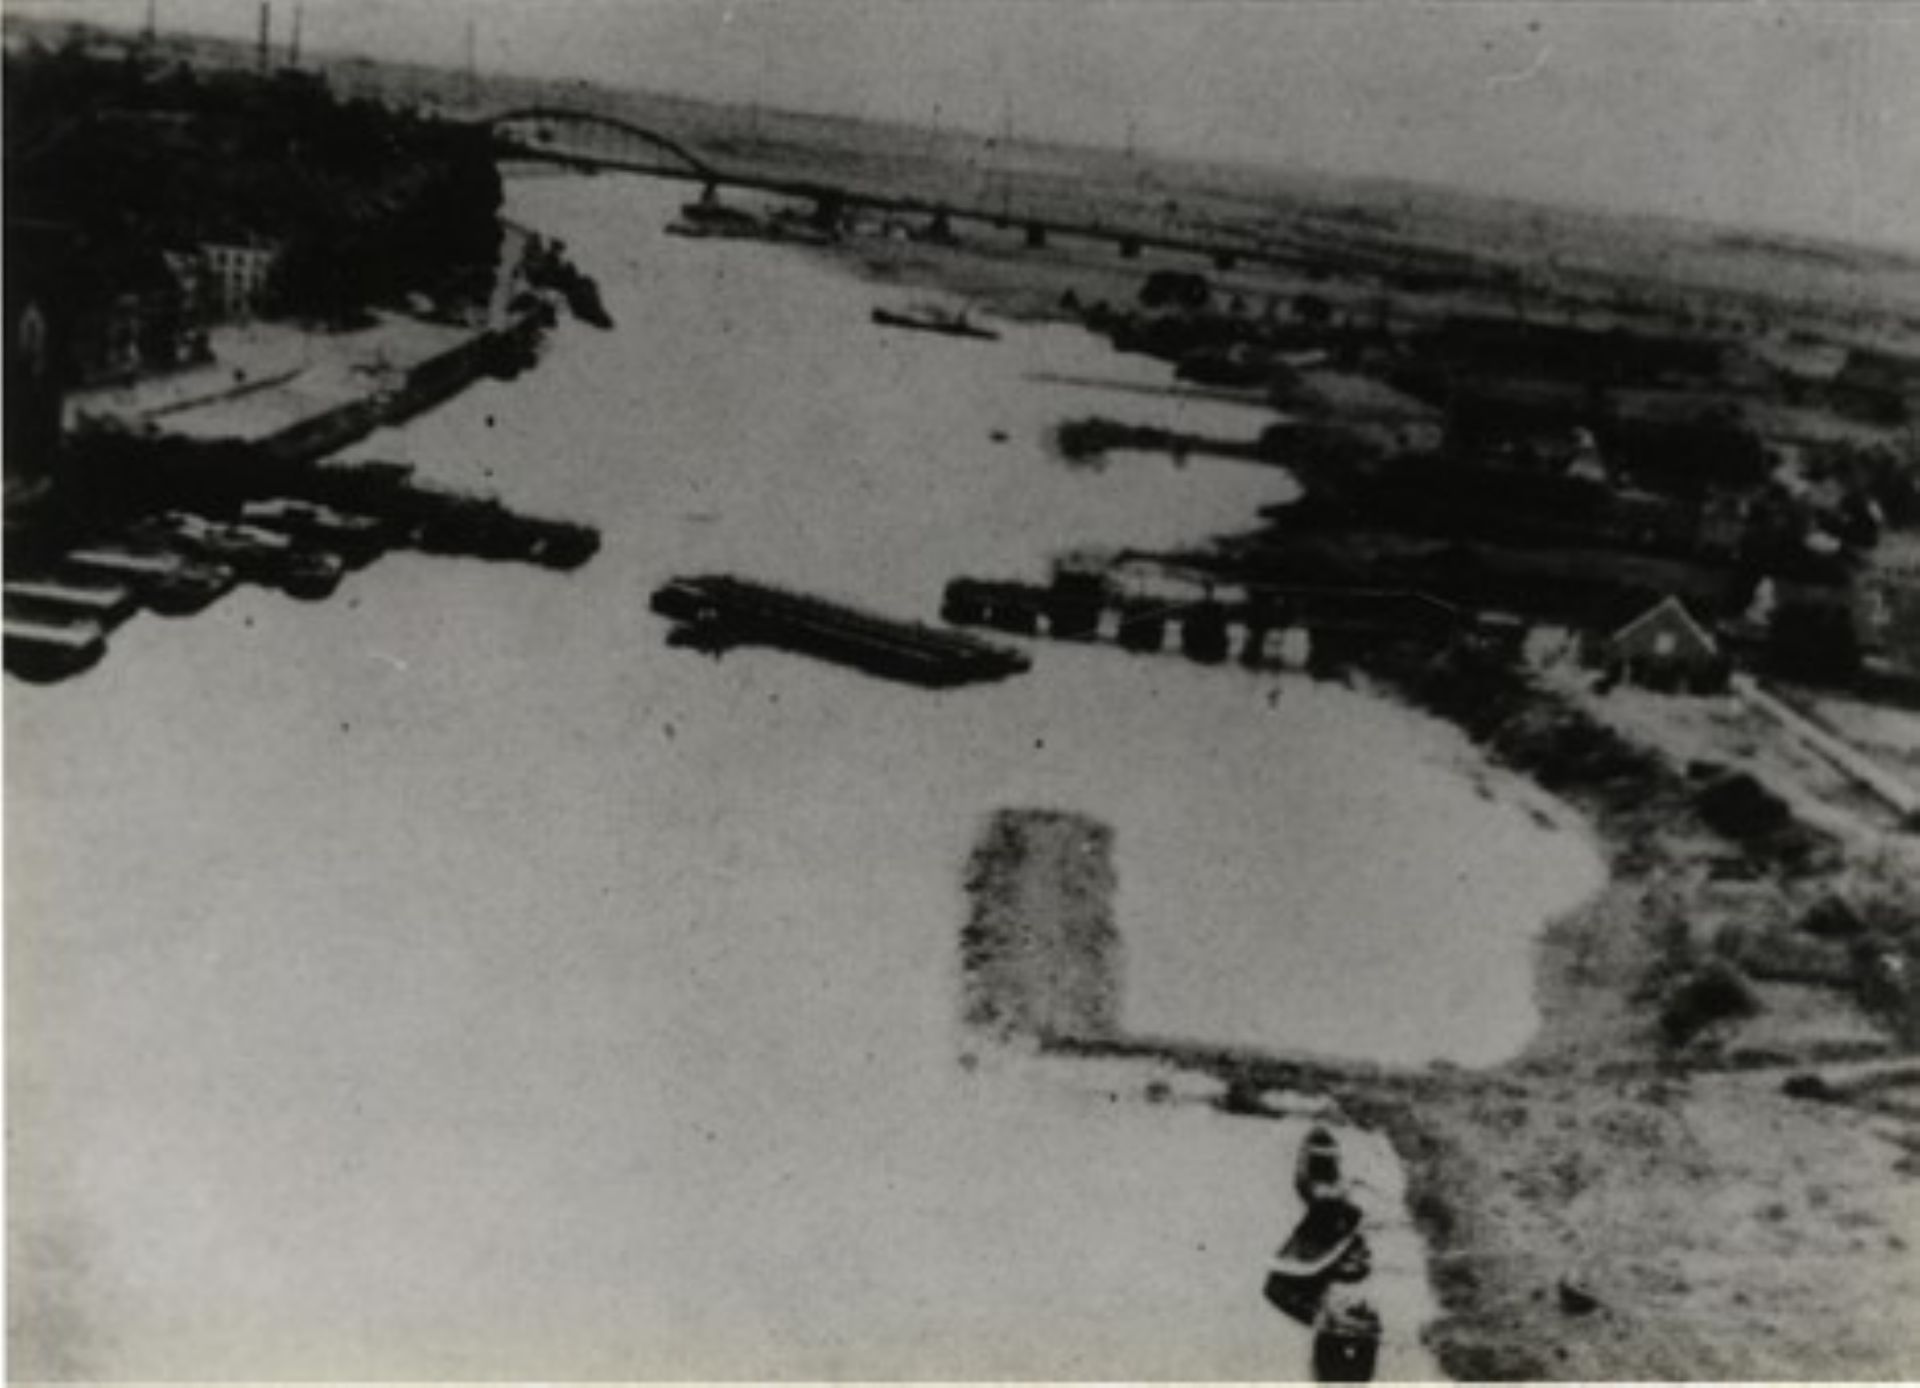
[651,575,1030,688]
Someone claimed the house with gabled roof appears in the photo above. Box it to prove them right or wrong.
[1598,595,1729,693]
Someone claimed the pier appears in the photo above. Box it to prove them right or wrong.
[941,574,1471,669]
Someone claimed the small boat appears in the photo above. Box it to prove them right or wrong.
[65,544,236,617]
[1274,1197,1363,1277]
[1312,1294,1382,1382]
[4,612,107,683]
[1329,1234,1372,1283]
[3,575,140,627]
[1264,1196,1365,1326]
[277,546,347,601]
[871,305,1000,341]
[239,499,391,567]
[521,517,601,571]
[144,559,239,615]
[131,512,343,600]
[667,202,769,240]
[1175,343,1278,389]
[1295,1124,1347,1204]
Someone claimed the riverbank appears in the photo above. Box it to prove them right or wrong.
[967,645,1920,1376]
[764,164,1920,1377]
[1348,647,1920,1379]
[64,303,550,470]
[7,171,1598,1380]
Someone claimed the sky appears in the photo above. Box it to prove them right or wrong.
[11,0,1920,251]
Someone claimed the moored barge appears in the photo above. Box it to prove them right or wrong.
[4,613,108,683]
[871,305,1001,341]
[64,544,238,616]
[651,575,1030,688]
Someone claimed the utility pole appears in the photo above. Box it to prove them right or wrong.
[256,1,270,76]
[143,0,157,45]
[288,1,302,68]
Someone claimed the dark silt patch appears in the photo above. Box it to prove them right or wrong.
[961,808,1124,1046]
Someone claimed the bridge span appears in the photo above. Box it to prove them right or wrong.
[479,106,1290,274]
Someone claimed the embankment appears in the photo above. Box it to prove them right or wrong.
[264,307,551,468]
[61,307,554,527]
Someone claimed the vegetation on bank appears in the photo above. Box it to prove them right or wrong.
[1340,641,1920,1379]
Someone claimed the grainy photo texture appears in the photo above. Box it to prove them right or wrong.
[5,1,1919,1380]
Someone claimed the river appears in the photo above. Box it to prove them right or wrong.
[6,173,1602,1378]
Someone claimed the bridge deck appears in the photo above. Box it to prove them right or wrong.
[486,113,1295,271]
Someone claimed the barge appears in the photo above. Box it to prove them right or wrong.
[4,576,141,627]
[4,613,107,683]
[130,512,345,601]
[239,499,392,568]
[651,575,1030,688]
[64,544,238,616]
[871,305,1000,341]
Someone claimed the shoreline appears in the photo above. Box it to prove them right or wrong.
[12,147,1917,1377]
[775,193,1920,1376]
[1352,647,1918,1378]
[65,302,552,476]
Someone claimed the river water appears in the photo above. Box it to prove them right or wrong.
[6,174,1601,1378]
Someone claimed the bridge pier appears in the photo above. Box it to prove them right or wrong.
[1025,222,1048,249]
[1119,236,1142,260]
[1213,251,1238,271]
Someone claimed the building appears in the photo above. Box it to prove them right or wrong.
[1598,596,1728,693]
[1857,546,1920,674]
[1832,347,1920,427]
[68,246,197,383]
[198,239,284,321]
[4,218,77,492]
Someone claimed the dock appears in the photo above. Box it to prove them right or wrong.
[651,575,1031,688]
[941,574,1469,668]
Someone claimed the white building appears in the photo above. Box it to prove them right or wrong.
[198,240,283,321]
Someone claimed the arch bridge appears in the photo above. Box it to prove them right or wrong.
[478,106,1284,274]
[484,106,716,182]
